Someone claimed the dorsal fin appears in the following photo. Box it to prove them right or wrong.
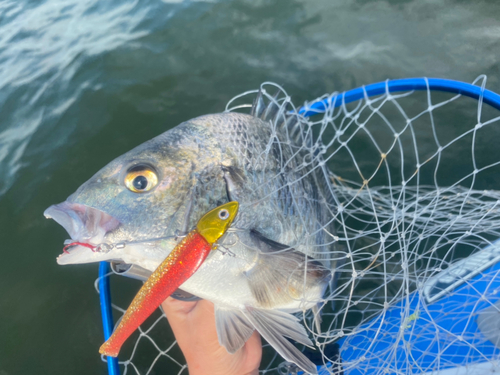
[250,88,309,147]
[250,90,266,118]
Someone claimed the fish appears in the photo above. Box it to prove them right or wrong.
[44,89,336,374]
[99,201,239,357]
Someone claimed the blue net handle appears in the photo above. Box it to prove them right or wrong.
[298,77,500,117]
[98,77,500,375]
[99,262,121,375]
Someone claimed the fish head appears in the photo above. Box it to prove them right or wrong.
[44,119,227,270]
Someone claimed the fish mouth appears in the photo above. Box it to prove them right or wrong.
[44,201,121,265]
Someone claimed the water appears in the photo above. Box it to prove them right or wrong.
[1,0,500,373]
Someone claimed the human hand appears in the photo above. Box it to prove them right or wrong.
[161,298,262,375]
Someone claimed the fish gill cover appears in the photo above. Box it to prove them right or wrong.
[91,79,500,374]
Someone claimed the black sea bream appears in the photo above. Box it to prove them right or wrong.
[44,91,337,374]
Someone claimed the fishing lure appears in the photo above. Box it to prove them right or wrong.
[99,201,239,357]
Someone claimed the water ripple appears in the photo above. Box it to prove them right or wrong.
[0,0,182,197]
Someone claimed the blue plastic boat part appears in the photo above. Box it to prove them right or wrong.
[99,262,121,375]
[296,239,500,375]
[299,77,500,117]
[338,240,500,374]
[99,78,500,375]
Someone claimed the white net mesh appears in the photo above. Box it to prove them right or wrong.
[96,76,500,375]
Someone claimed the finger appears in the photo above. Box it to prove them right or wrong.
[162,297,199,317]
[161,298,218,343]
[242,330,262,368]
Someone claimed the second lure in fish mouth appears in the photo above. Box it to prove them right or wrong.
[99,201,239,358]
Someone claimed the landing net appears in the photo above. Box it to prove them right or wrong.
[97,76,500,374]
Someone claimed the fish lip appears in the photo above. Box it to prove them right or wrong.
[44,201,121,264]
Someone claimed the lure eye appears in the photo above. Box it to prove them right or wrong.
[124,165,158,193]
[218,208,230,220]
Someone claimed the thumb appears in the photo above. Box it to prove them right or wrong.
[162,297,199,317]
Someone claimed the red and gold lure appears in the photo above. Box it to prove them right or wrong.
[99,201,239,357]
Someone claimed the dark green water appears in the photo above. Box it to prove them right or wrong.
[1,0,500,374]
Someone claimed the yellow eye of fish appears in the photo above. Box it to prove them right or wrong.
[124,166,158,193]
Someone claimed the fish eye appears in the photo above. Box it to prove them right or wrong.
[133,175,148,190]
[124,165,158,193]
[218,208,229,220]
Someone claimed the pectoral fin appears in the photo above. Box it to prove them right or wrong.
[243,307,318,375]
[244,230,332,309]
[214,306,255,354]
